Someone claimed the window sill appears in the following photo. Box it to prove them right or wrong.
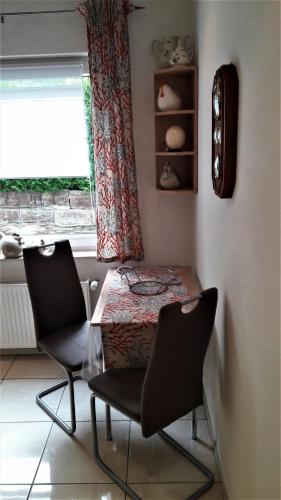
[0,250,97,261]
[0,233,97,262]
[73,250,97,258]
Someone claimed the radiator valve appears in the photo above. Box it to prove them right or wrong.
[90,280,99,291]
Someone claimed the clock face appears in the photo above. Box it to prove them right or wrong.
[211,64,239,198]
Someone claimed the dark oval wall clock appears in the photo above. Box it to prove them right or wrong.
[212,63,239,198]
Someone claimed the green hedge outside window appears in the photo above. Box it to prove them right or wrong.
[0,77,94,193]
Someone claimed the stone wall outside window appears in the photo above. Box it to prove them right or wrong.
[0,190,96,236]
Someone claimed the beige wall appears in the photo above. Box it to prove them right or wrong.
[194,1,280,498]
[129,0,196,265]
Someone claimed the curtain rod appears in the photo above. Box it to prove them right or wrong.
[0,5,145,23]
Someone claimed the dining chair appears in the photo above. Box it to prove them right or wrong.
[23,239,110,437]
[88,287,218,499]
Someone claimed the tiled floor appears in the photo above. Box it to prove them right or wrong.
[0,355,224,500]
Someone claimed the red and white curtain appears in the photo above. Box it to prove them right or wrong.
[78,0,144,263]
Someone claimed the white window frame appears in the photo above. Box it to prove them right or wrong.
[0,56,96,252]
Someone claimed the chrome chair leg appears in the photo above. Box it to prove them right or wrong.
[90,395,214,500]
[91,395,141,500]
[36,370,81,435]
[158,429,214,499]
[192,408,197,440]
[106,403,112,441]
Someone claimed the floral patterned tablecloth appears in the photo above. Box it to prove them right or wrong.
[96,267,191,370]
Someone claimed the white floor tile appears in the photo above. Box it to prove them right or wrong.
[0,379,65,422]
[126,482,224,499]
[127,420,219,483]
[0,484,30,499]
[0,354,222,495]
[165,419,218,479]
[57,380,129,422]
[34,421,130,484]
[5,355,65,379]
[0,422,51,484]
[29,483,125,499]
[0,356,16,380]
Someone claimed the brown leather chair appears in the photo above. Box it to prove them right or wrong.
[23,240,90,435]
[88,287,218,499]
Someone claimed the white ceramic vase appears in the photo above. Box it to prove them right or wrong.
[152,36,179,69]
[0,232,24,258]
[169,38,193,66]
[160,163,180,190]
[157,84,182,112]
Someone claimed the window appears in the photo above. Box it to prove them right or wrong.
[0,58,96,251]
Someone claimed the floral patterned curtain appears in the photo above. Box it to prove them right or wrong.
[78,0,144,263]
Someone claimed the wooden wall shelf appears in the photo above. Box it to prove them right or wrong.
[155,110,195,116]
[159,188,194,192]
[154,65,197,76]
[154,65,198,192]
[156,151,195,157]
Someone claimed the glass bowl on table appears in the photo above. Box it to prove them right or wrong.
[116,266,182,296]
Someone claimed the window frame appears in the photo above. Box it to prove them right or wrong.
[0,56,96,252]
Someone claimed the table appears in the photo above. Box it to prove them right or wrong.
[82,266,200,379]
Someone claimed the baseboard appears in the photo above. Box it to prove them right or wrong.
[203,390,228,500]
[0,348,40,355]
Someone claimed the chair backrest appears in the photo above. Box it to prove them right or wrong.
[23,240,87,340]
[141,287,218,437]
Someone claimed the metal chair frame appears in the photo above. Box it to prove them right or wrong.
[90,394,214,500]
[37,368,113,439]
[36,369,81,435]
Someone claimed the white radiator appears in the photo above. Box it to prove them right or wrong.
[0,280,93,349]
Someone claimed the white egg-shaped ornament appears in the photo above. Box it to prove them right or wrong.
[165,126,186,150]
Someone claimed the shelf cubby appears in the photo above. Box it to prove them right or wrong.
[154,65,198,192]
[156,156,194,191]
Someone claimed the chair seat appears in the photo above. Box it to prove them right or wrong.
[88,368,146,422]
[39,320,89,372]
